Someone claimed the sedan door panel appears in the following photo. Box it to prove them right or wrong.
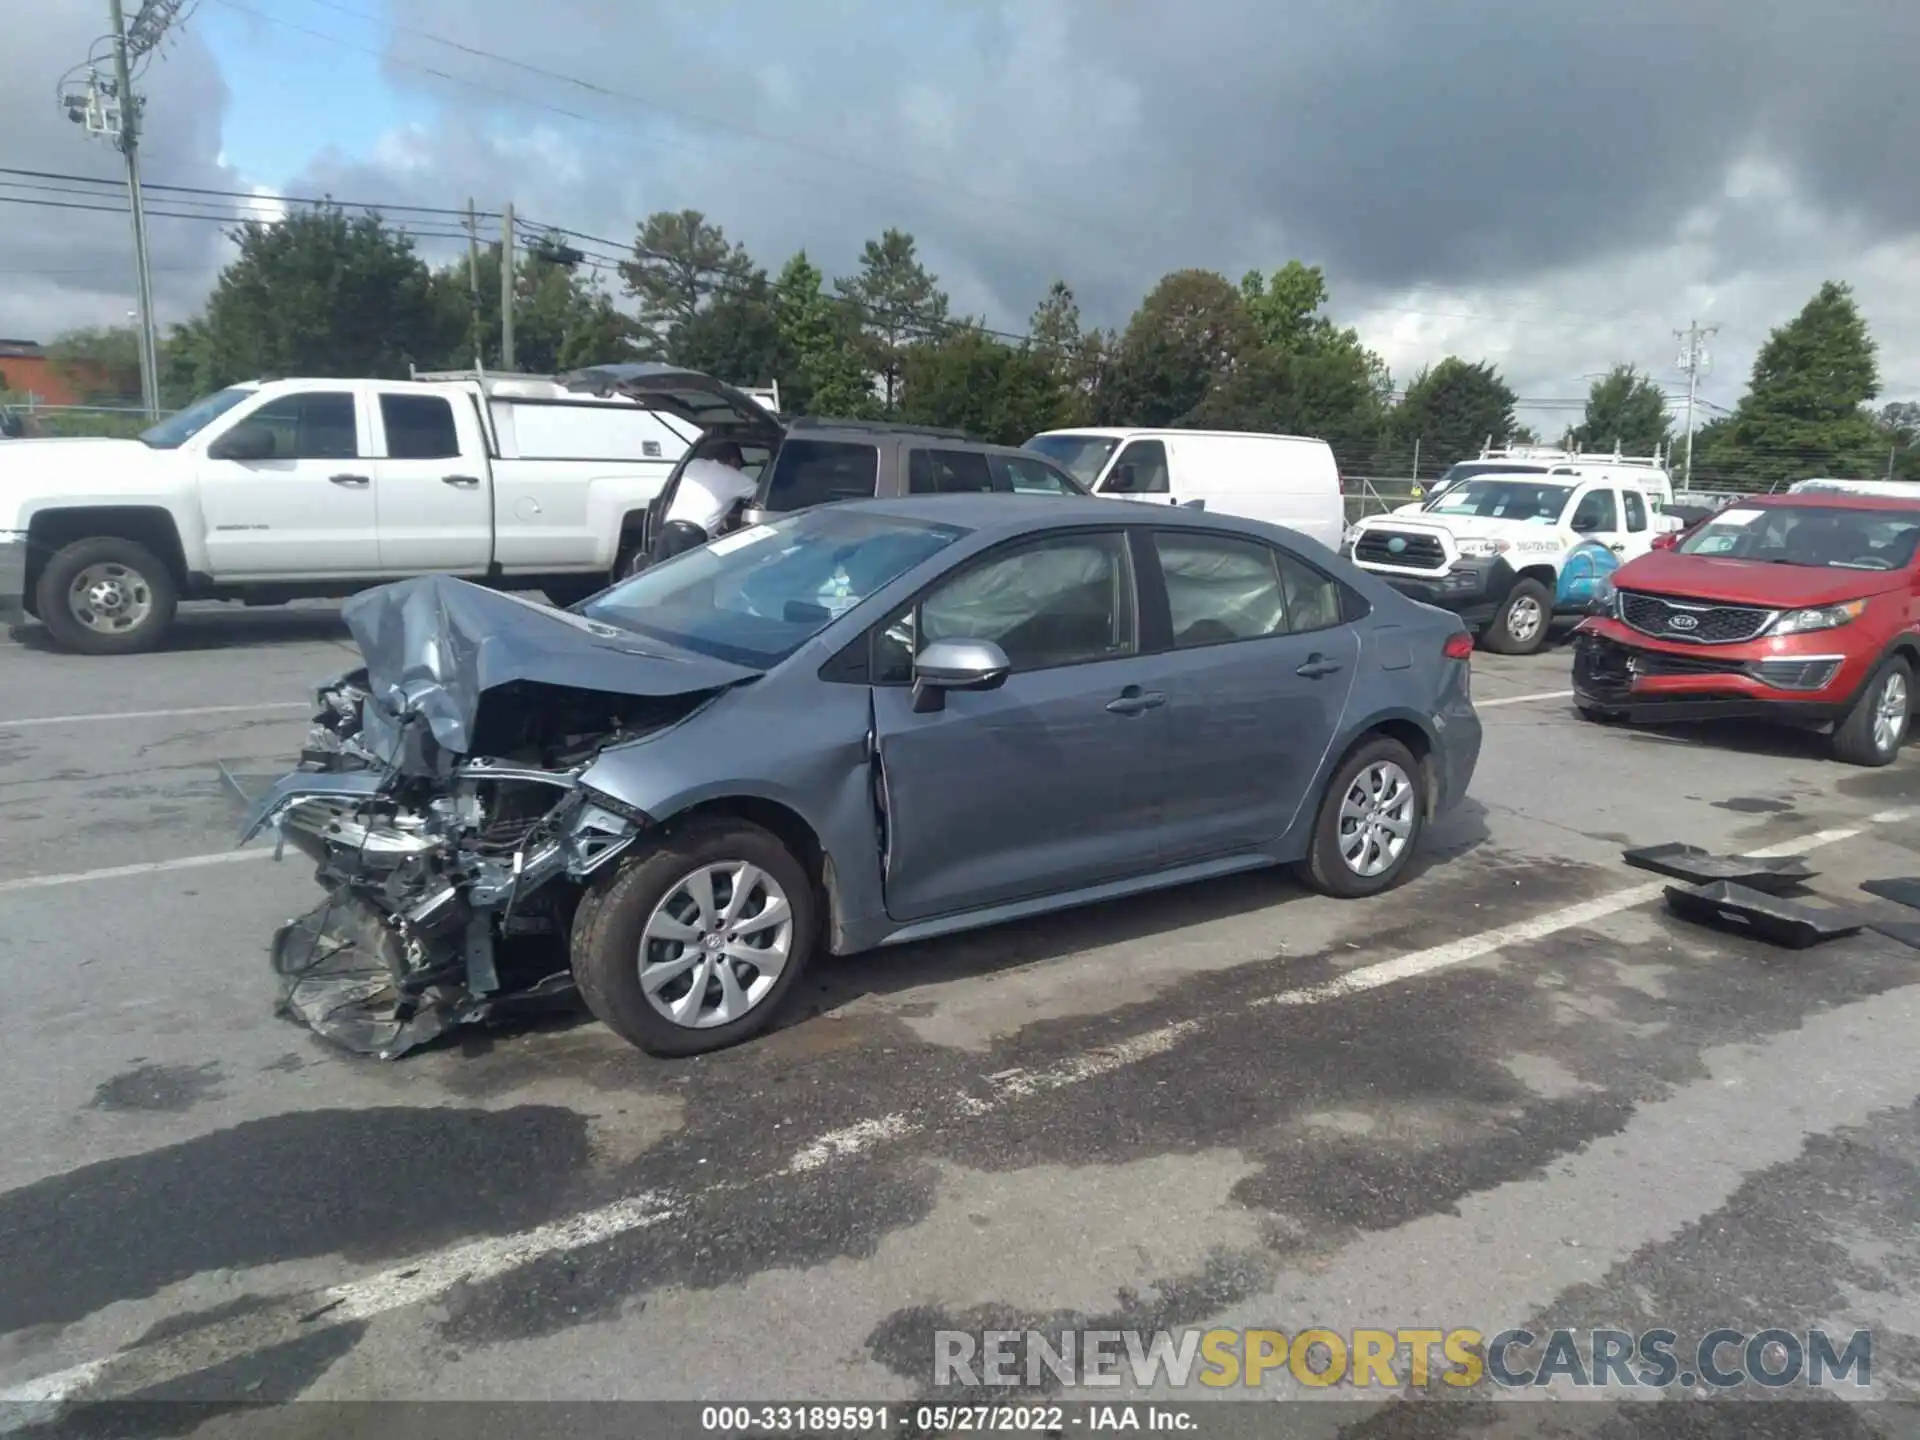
[872,661,1168,922]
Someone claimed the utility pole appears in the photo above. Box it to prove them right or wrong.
[1674,320,1718,490]
[464,197,482,371]
[61,0,183,421]
[499,202,516,372]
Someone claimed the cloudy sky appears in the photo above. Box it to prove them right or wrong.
[5,0,1919,443]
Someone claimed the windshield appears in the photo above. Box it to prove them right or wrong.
[582,508,966,668]
[1025,434,1121,487]
[139,388,254,449]
[1677,504,1920,571]
[1427,479,1574,524]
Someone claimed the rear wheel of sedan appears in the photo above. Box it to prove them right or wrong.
[572,817,816,1057]
[1483,578,1552,656]
[1831,656,1912,768]
[1295,735,1427,899]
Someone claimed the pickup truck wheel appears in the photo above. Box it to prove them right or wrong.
[35,537,178,655]
[1294,735,1427,899]
[1483,578,1552,656]
[572,817,816,1057]
[1831,657,1912,767]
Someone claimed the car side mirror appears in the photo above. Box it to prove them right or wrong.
[1106,464,1137,493]
[910,638,1010,713]
[209,421,276,462]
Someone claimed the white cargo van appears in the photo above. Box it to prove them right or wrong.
[1024,427,1344,551]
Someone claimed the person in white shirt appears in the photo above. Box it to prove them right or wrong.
[663,441,757,536]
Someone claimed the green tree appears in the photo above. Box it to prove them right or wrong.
[1391,358,1518,471]
[618,209,755,351]
[46,326,145,403]
[1190,261,1391,456]
[667,269,787,386]
[1874,401,1920,483]
[771,251,875,418]
[177,205,454,391]
[1721,281,1884,487]
[1095,268,1253,427]
[432,235,641,374]
[1574,364,1673,454]
[836,229,949,412]
[1028,281,1103,425]
[898,325,1069,444]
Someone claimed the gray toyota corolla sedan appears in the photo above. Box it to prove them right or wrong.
[240,494,1482,1059]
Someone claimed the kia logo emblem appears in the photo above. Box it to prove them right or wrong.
[1667,613,1700,631]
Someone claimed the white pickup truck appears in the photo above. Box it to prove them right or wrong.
[0,363,782,653]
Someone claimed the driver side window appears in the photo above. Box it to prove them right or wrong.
[241,393,359,461]
[1101,440,1169,495]
[1571,488,1619,533]
[871,532,1138,683]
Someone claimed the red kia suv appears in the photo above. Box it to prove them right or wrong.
[1572,492,1920,766]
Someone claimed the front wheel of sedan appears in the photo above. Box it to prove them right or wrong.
[1830,657,1912,768]
[1294,735,1428,899]
[572,817,817,1057]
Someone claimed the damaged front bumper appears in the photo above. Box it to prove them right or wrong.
[242,734,650,1059]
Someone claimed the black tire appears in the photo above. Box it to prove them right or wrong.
[572,817,817,1057]
[35,536,178,655]
[1482,577,1553,656]
[1294,734,1429,899]
[1831,656,1912,768]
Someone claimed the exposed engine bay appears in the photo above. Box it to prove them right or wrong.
[237,575,754,1058]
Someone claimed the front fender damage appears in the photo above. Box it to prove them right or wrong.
[239,574,748,1058]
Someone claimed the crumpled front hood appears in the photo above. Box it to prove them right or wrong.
[342,574,761,761]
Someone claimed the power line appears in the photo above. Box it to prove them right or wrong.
[0,165,496,218]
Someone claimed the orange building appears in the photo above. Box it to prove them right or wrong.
[0,340,86,405]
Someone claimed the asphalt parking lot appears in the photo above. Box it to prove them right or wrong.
[4,601,1920,1433]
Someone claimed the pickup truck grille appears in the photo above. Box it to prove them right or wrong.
[1353,529,1447,572]
[1620,591,1774,645]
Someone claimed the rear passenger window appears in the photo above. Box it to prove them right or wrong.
[761,440,880,512]
[380,394,460,460]
[1623,490,1648,532]
[995,454,1081,494]
[1153,532,1287,647]
[908,448,994,494]
[1276,552,1344,633]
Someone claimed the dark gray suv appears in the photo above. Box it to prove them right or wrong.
[558,364,1087,575]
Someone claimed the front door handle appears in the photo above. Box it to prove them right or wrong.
[1105,687,1167,715]
[1296,655,1344,679]
[442,474,481,487]
[1609,542,1626,553]
[329,473,370,487]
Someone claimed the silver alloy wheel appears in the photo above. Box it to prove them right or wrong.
[1337,760,1417,878]
[1873,670,1910,756]
[1505,593,1544,643]
[67,561,153,636]
[638,860,794,1029]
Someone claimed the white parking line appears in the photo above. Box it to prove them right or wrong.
[0,701,311,729]
[0,850,275,895]
[2,808,1909,1410]
[1477,689,1575,708]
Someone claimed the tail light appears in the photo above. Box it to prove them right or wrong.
[1443,632,1474,660]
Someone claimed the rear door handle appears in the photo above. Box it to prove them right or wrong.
[442,474,481,487]
[1106,688,1167,715]
[328,473,370,487]
[1296,655,1344,679]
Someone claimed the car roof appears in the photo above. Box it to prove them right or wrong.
[842,492,1294,540]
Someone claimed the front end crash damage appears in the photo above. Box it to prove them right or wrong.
[238,575,757,1058]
